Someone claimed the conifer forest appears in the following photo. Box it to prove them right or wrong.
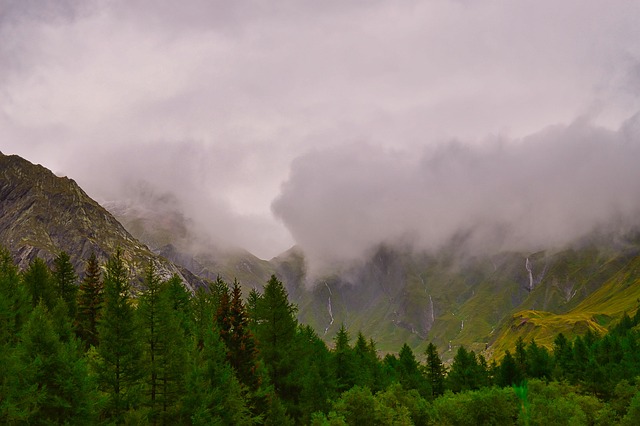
[2,246,640,425]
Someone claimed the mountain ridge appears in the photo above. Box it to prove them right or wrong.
[3,151,640,359]
[0,152,205,291]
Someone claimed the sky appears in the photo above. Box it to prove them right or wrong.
[2,0,640,267]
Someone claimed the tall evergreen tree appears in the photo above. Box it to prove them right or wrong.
[164,274,192,336]
[0,246,29,346]
[424,342,446,398]
[226,280,260,390]
[514,336,528,379]
[552,332,573,379]
[183,324,253,425]
[75,252,103,349]
[95,249,144,422]
[447,346,480,392]
[138,262,163,421]
[397,343,430,397]
[138,263,187,424]
[333,323,356,393]
[498,350,523,387]
[23,257,55,310]
[253,275,298,396]
[527,339,552,380]
[12,303,98,424]
[52,251,78,319]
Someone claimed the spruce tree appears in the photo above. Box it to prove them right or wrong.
[52,251,78,319]
[95,249,144,421]
[0,246,29,345]
[138,263,187,423]
[226,280,260,390]
[23,257,55,310]
[397,343,430,397]
[424,342,446,398]
[253,275,298,396]
[75,252,103,349]
[183,324,253,425]
[164,274,192,336]
[13,303,98,424]
[333,323,356,393]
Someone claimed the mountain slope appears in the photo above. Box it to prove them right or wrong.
[487,245,640,358]
[0,152,205,291]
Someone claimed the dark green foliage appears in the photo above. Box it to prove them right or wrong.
[293,325,336,422]
[10,303,99,424]
[191,286,215,350]
[75,252,103,349]
[216,279,261,391]
[526,339,553,381]
[498,350,523,387]
[95,249,144,422]
[183,324,253,425]
[447,346,487,392]
[252,275,298,395]
[397,343,431,397]
[138,263,188,423]
[6,249,640,424]
[424,342,446,398]
[52,251,78,319]
[331,385,377,425]
[552,332,573,379]
[332,323,357,393]
[164,274,192,335]
[0,247,29,346]
[433,387,519,426]
[23,257,55,310]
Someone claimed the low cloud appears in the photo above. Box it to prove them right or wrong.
[273,114,640,272]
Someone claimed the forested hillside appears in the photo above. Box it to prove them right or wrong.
[2,246,640,425]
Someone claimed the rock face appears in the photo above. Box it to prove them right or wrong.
[0,152,205,291]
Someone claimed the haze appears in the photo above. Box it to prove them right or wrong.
[2,1,640,267]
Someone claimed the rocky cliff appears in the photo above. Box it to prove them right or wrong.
[0,152,205,291]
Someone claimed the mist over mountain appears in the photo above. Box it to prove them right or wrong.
[273,114,640,274]
[0,151,205,291]
[3,1,640,265]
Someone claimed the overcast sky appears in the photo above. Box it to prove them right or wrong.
[2,1,640,265]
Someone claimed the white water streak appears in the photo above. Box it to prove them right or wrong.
[525,257,534,291]
[324,281,334,335]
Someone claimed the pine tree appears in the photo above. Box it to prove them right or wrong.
[447,346,477,392]
[514,336,528,378]
[0,246,29,345]
[216,279,261,391]
[75,252,103,349]
[138,263,187,424]
[183,325,253,425]
[424,342,446,398]
[397,343,430,397]
[23,257,55,310]
[164,274,192,336]
[13,303,98,424]
[253,275,298,396]
[52,251,78,319]
[95,249,144,422]
[353,332,377,390]
[192,287,215,350]
[527,339,552,380]
[138,262,163,420]
[498,350,523,387]
[552,333,573,380]
[333,323,356,393]
[227,280,260,390]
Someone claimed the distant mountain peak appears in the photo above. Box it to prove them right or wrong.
[0,152,205,291]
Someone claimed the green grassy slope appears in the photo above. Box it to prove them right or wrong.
[489,251,640,358]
